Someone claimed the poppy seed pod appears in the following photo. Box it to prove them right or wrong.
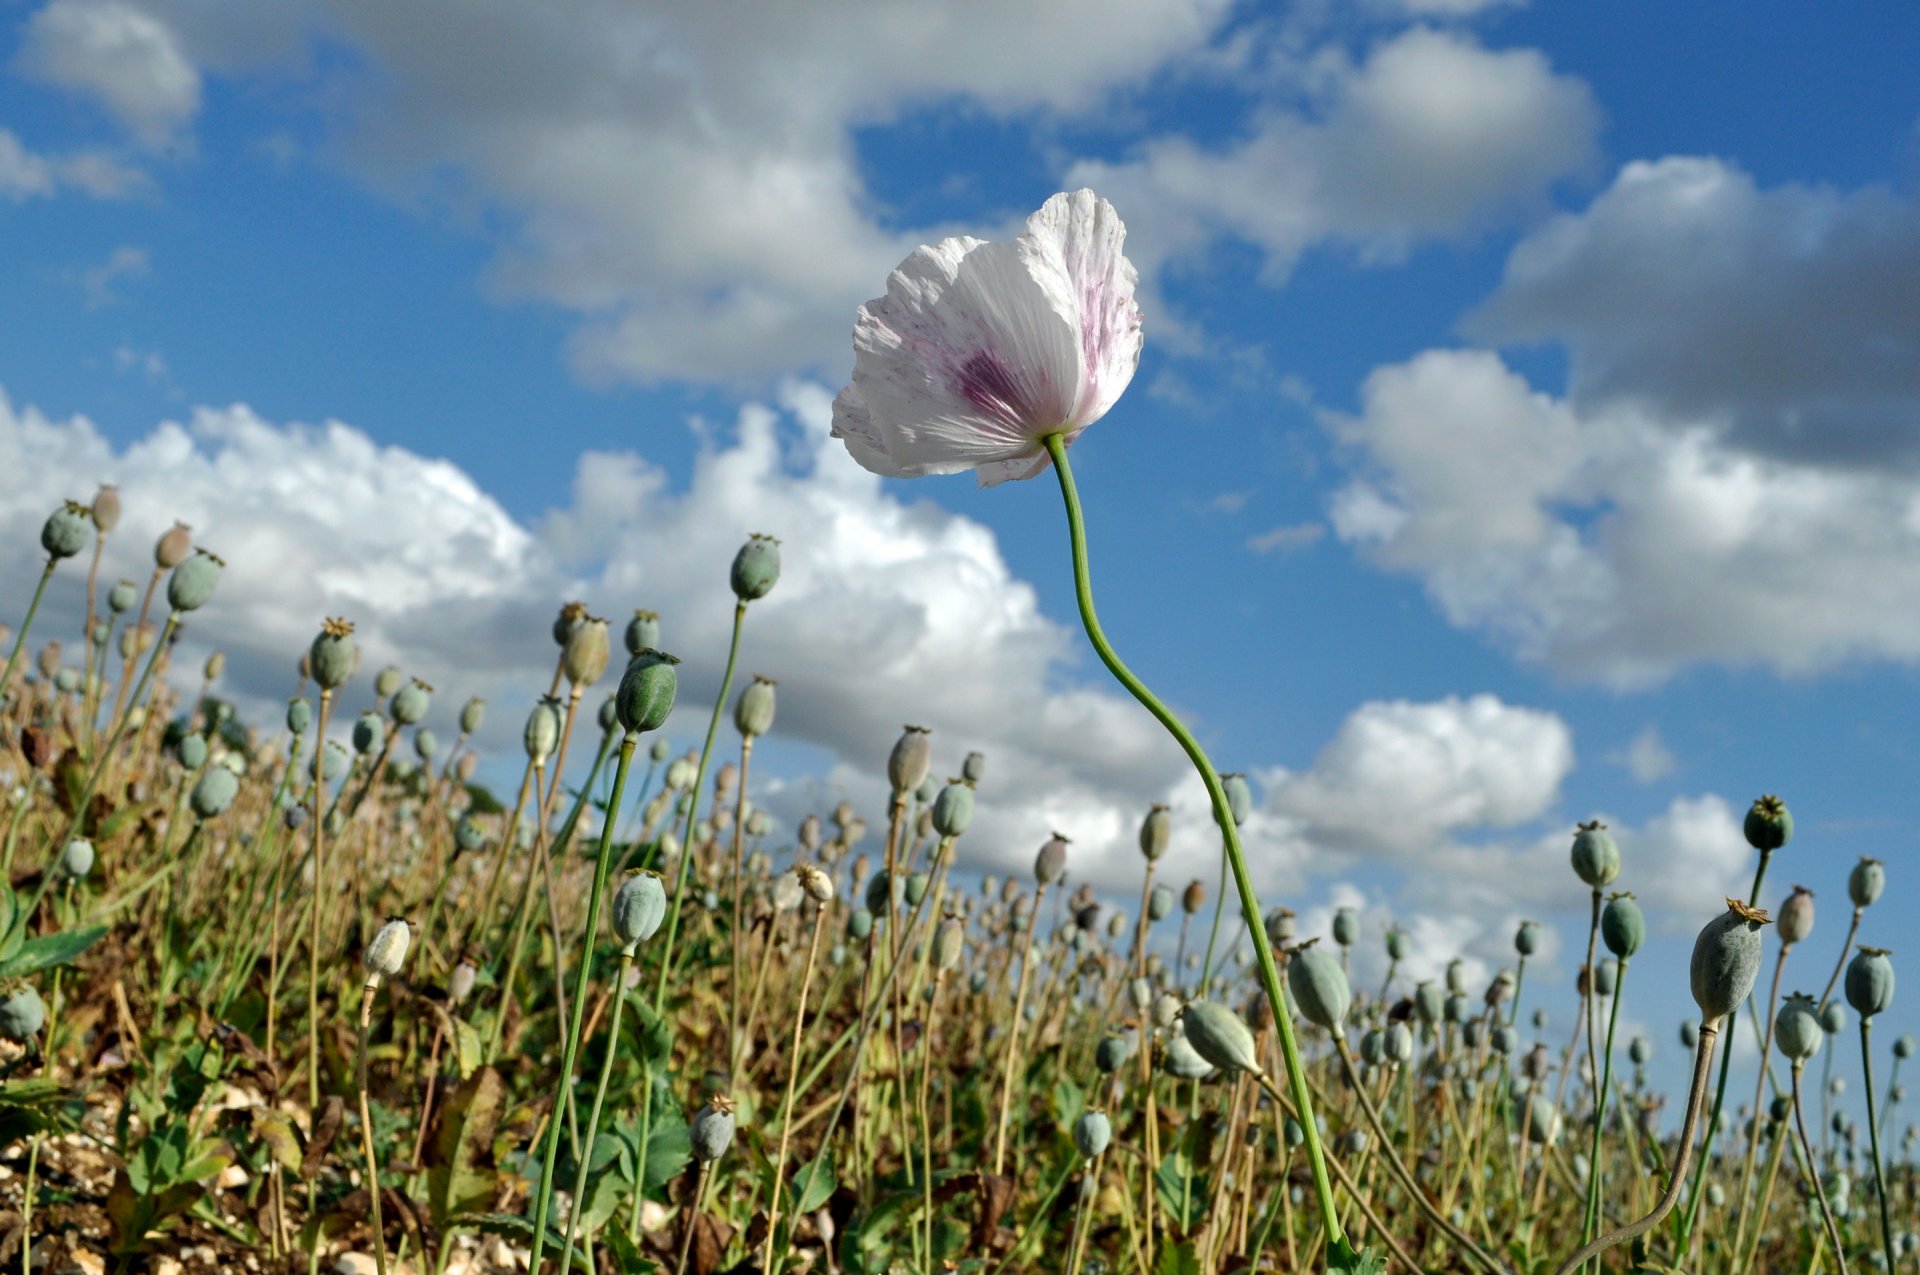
[281,697,310,737]
[914,775,938,805]
[1139,803,1171,861]
[1445,993,1467,1024]
[1414,981,1444,1026]
[616,650,679,735]
[1741,793,1793,852]
[375,665,403,698]
[563,617,611,687]
[1594,958,1619,998]
[363,917,412,979]
[962,751,986,784]
[1387,1022,1415,1064]
[1493,1025,1518,1056]
[1183,879,1206,915]
[595,696,618,733]
[1148,884,1173,922]
[848,908,874,941]
[887,725,932,795]
[1221,773,1253,827]
[90,484,121,532]
[1897,1035,1917,1060]
[391,678,432,725]
[612,871,668,949]
[174,732,207,770]
[1526,1095,1561,1145]
[1778,886,1815,945]
[734,675,776,738]
[352,711,384,755]
[523,698,563,764]
[1846,947,1895,1019]
[1462,1019,1484,1049]
[1183,1000,1261,1074]
[107,579,137,614]
[1288,944,1351,1031]
[1263,907,1295,946]
[152,521,192,569]
[1775,993,1824,1062]
[166,549,222,612]
[190,766,239,819]
[449,958,479,1007]
[1163,1033,1215,1080]
[1681,1020,1699,1049]
[41,502,91,560]
[905,873,930,907]
[1096,1034,1135,1073]
[1850,857,1885,908]
[624,611,662,659]
[1570,820,1621,889]
[1385,928,1406,962]
[730,533,781,601]
[1035,833,1069,885]
[454,696,485,737]
[551,601,587,648]
[691,1098,736,1161]
[1601,894,1645,960]
[1689,898,1771,1024]
[931,780,974,838]
[59,838,94,879]
[322,741,349,782]
[454,815,486,852]
[1515,920,1540,957]
[310,618,357,690]
[0,985,46,1041]
[1074,1110,1112,1159]
[797,863,834,904]
[933,916,965,972]
[206,651,228,684]
[1629,1036,1652,1066]
[1332,907,1358,948]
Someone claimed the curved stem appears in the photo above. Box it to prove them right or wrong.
[1819,908,1863,1010]
[1861,1020,1898,1275]
[1042,433,1350,1256]
[1792,1062,1850,1275]
[1553,1022,1718,1275]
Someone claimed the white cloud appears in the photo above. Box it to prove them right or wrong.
[1331,346,1920,684]
[1247,521,1325,554]
[1613,726,1675,783]
[1065,27,1598,282]
[19,0,202,149]
[78,245,151,307]
[0,126,149,201]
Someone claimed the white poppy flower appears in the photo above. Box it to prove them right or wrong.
[831,189,1143,486]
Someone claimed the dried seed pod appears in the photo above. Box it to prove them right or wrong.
[563,618,611,688]
[1778,886,1815,945]
[448,957,479,1008]
[364,917,412,979]
[90,484,121,531]
[887,725,932,796]
[1139,803,1170,861]
[1689,898,1771,1024]
[1034,833,1069,886]
[1183,879,1206,915]
[1264,907,1294,946]
[1570,820,1621,888]
[155,521,192,568]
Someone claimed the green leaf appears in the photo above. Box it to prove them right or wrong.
[457,1212,591,1267]
[1154,1242,1201,1275]
[0,924,107,978]
[642,1100,690,1195]
[791,1149,836,1216]
[1327,1238,1388,1275]
[450,1017,484,1080]
[1153,1148,1202,1233]
[1049,1078,1085,1131]
[428,1065,505,1229]
[603,1225,662,1274]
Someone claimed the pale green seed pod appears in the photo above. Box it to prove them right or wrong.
[1689,899,1770,1024]
[734,675,776,738]
[1681,1020,1699,1049]
[1594,958,1619,998]
[321,740,349,783]
[1288,945,1351,1031]
[1385,927,1406,962]
[107,579,137,614]
[455,815,486,853]
[1444,993,1467,1024]
[1515,919,1540,956]
[730,534,781,601]
[1332,908,1358,948]
[391,678,432,726]
[563,617,611,688]
[1361,1029,1387,1066]
[1570,820,1621,888]
[691,1099,736,1161]
[1462,1019,1484,1050]
[1386,1022,1414,1064]
[353,711,384,755]
[287,697,312,736]
[1526,1094,1561,1145]
[1846,948,1895,1020]
[1743,794,1793,852]
[1492,1025,1517,1056]
[1629,1036,1652,1066]
[375,665,403,698]
[551,601,587,648]
[190,766,239,819]
[933,917,965,973]
[612,871,668,949]
[931,781,974,838]
[1163,1033,1215,1080]
[1414,982,1444,1026]
[310,618,357,691]
[1851,857,1885,908]
[1263,907,1294,946]
[1073,1110,1111,1159]
[1035,833,1069,886]
[848,908,873,941]
[1096,1035,1135,1074]
[1602,895,1645,959]
[1896,1035,1916,1060]
[1183,1000,1260,1074]
[172,732,206,771]
[41,502,91,560]
[1775,993,1823,1062]
[524,698,562,763]
[1153,992,1182,1031]
[363,917,412,978]
[905,873,929,907]
[887,725,931,796]
[1820,1001,1846,1035]
[1139,803,1171,861]
[962,751,986,784]
[166,550,222,612]
[649,736,671,763]
[1221,773,1253,826]
[1148,885,1173,922]
[59,838,94,880]
[0,985,47,1040]
[458,697,485,735]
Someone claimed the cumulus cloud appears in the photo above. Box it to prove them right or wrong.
[18,0,202,149]
[0,126,149,201]
[1065,26,1599,282]
[1613,726,1675,783]
[1246,521,1325,554]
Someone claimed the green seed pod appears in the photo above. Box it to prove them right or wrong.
[1743,794,1793,852]
[1680,1020,1699,1049]
[1896,1035,1916,1060]
[41,501,91,560]
[563,617,611,688]
[1035,833,1069,886]
[612,871,668,948]
[1629,1036,1652,1066]
[1515,919,1540,956]
[1414,981,1444,1026]
[590,695,615,733]
[374,665,403,699]
[1220,772,1253,827]
[1526,1094,1561,1145]
[905,873,929,907]
[391,678,431,725]
[1148,884,1173,922]
[730,533,781,601]
[1769,1094,1792,1123]
[1360,1028,1387,1067]
[524,698,562,763]
[284,697,311,736]
[1602,894,1645,959]
[166,549,222,612]
[452,696,484,736]
[734,675,776,739]
[1820,1001,1846,1035]
[0,984,47,1040]
[1183,1000,1261,1074]
[1846,947,1895,1019]
[1850,857,1885,908]
[887,725,931,795]
[107,579,137,614]
[551,601,587,648]
[1444,993,1467,1024]
[59,838,94,879]
[690,1098,736,1161]
[931,780,974,838]
[1385,927,1407,962]
[1139,803,1171,860]
[190,765,239,819]
[1491,1025,1517,1056]
[1594,958,1619,998]
[1340,1129,1369,1156]
[1332,907,1358,948]
[1163,1033,1215,1080]
[1570,820,1620,888]
[173,732,207,771]
[1387,1022,1414,1064]
[310,618,357,690]
[962,751,986,784]
[1462,1019,1484,1050]
[363,917,411,978]
[1096,1034,1135,1074]
[351,711,384,755]
[616,650,679,734]
[933,917,965,973]
[848,908,874,941]
[1775,993,1823,1062]
[623,609,661,657]
[1778,886,1815,945]
[1288,944,1351,1031]
[914,775,938,806]
[454,815,486,852]
[1073,1110,1112,1159]
[1689,898,1770,1024]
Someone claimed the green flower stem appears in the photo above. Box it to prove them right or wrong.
[562,944,636,1275]
[654,600,746,1012]
[1678,847,1770,1248]
[1043,433,1349,1259]
[986,1156,1080,1275]
[1790,1062,1851,1275]
[1580,958,1628,1271]
[530,731,637,1275]
[0,558,56,710]
[1861,1019,1898,1275]
[357,978,391,1275]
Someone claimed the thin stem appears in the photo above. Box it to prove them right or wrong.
[562,947,636,1274]
[0,559,56,710]
[1043,433,1348,1256]
[357,980,390,1275]
[1792,1062,1850,1275]
[307,688,336,1116]
[1581,958,1628,1265]
[1861,1019,1898,1275]
[761,902,827,1275]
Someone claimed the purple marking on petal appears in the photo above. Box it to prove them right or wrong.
[954,350,1032,429]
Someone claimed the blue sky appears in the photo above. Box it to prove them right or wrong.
[4,1,1920,1118]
